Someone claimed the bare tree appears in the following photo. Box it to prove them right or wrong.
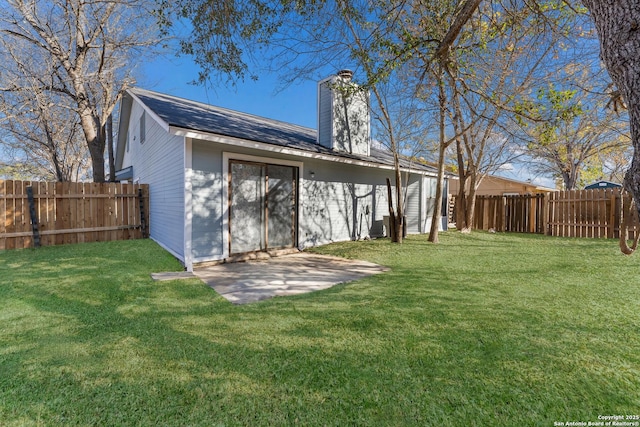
[444,0,582,230]
[0,0,161,182]
[598,145,633,184]
[0,98,91,182]
[428,62,454,243]
[419,0,640,220]
[0,57,91,181]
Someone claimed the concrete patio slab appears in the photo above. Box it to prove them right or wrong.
[193,252,389,304]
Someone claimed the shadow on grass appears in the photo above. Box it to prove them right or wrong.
[2,235,640,425]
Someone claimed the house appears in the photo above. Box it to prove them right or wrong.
[584,180,622,190]
[449,174,555,196]
[115,71,448,271]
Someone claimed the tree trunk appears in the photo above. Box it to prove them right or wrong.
[429,65,449,243]
[87,133,106,183]
[107,114,116,182]
[581,0,640,221]
[386,178,398,242]
[619,191,640,254]
[455,137,469,230]
[384,177,405,242]
[465,172,478,231]
[429,142,447,243]
[455,188,467,230]
[393,153,404,243]
[435,0,483,60]
[80,113,106,183]
[75,101,105,181]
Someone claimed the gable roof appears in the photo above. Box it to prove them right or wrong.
[482,174,556,192]
[584,180,622,190]
[131,88,318,150]
[120,87,441,176]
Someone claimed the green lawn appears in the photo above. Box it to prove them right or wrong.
[1,233,639,426]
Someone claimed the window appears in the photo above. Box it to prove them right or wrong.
[139,112,146,144]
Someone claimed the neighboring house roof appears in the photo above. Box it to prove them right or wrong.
[449,173,555,195]
[484,174,555,193]
[584,180,622,190]
[120,88,442,176]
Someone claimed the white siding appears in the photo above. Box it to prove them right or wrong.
[422,176,443,232]
[404,174,422,234]
[124,103,442,264]
[121,134,132,168]
[190,140,225,261]
[300,159,401,246]
[127,102,186,261]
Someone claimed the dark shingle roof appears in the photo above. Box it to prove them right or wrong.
[130,88,439,174]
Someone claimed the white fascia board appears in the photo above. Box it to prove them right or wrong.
[169,125,438,177]
[127,90,170,133]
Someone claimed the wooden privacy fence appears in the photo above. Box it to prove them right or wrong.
[473,194,547,234]
[1,180,149,250]
[470,188,639,239]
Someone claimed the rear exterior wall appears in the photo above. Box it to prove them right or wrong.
[299,159,439,247]
[123,102,186,261]
[187,139,443,264]
[190,140,225,261]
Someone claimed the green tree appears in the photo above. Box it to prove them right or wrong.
[443,1,577,230]
[518,75,630,190]
[160,0,638,242]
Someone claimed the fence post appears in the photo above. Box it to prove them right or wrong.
[26,186,41,248]
[138,187,148,238]
[542,193,547,235]
[0,180,5,250]
[528,195,535,234]
[610,190,618,238]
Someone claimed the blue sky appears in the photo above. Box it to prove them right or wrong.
[138,54,557,188]
[139,55,320,129]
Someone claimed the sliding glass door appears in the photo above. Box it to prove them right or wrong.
[229,161,297,254]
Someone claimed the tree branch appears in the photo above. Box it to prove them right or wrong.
[435,0,483,61]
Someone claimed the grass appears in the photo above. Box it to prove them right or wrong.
[1,233,639,426]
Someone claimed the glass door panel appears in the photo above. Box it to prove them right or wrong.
[230,162,265,254]
[267,165,296,248]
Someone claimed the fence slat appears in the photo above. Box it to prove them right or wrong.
[0,180,6,250]
[463,188,639,240]
[17,181,30,249]
[0,180,149,249]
